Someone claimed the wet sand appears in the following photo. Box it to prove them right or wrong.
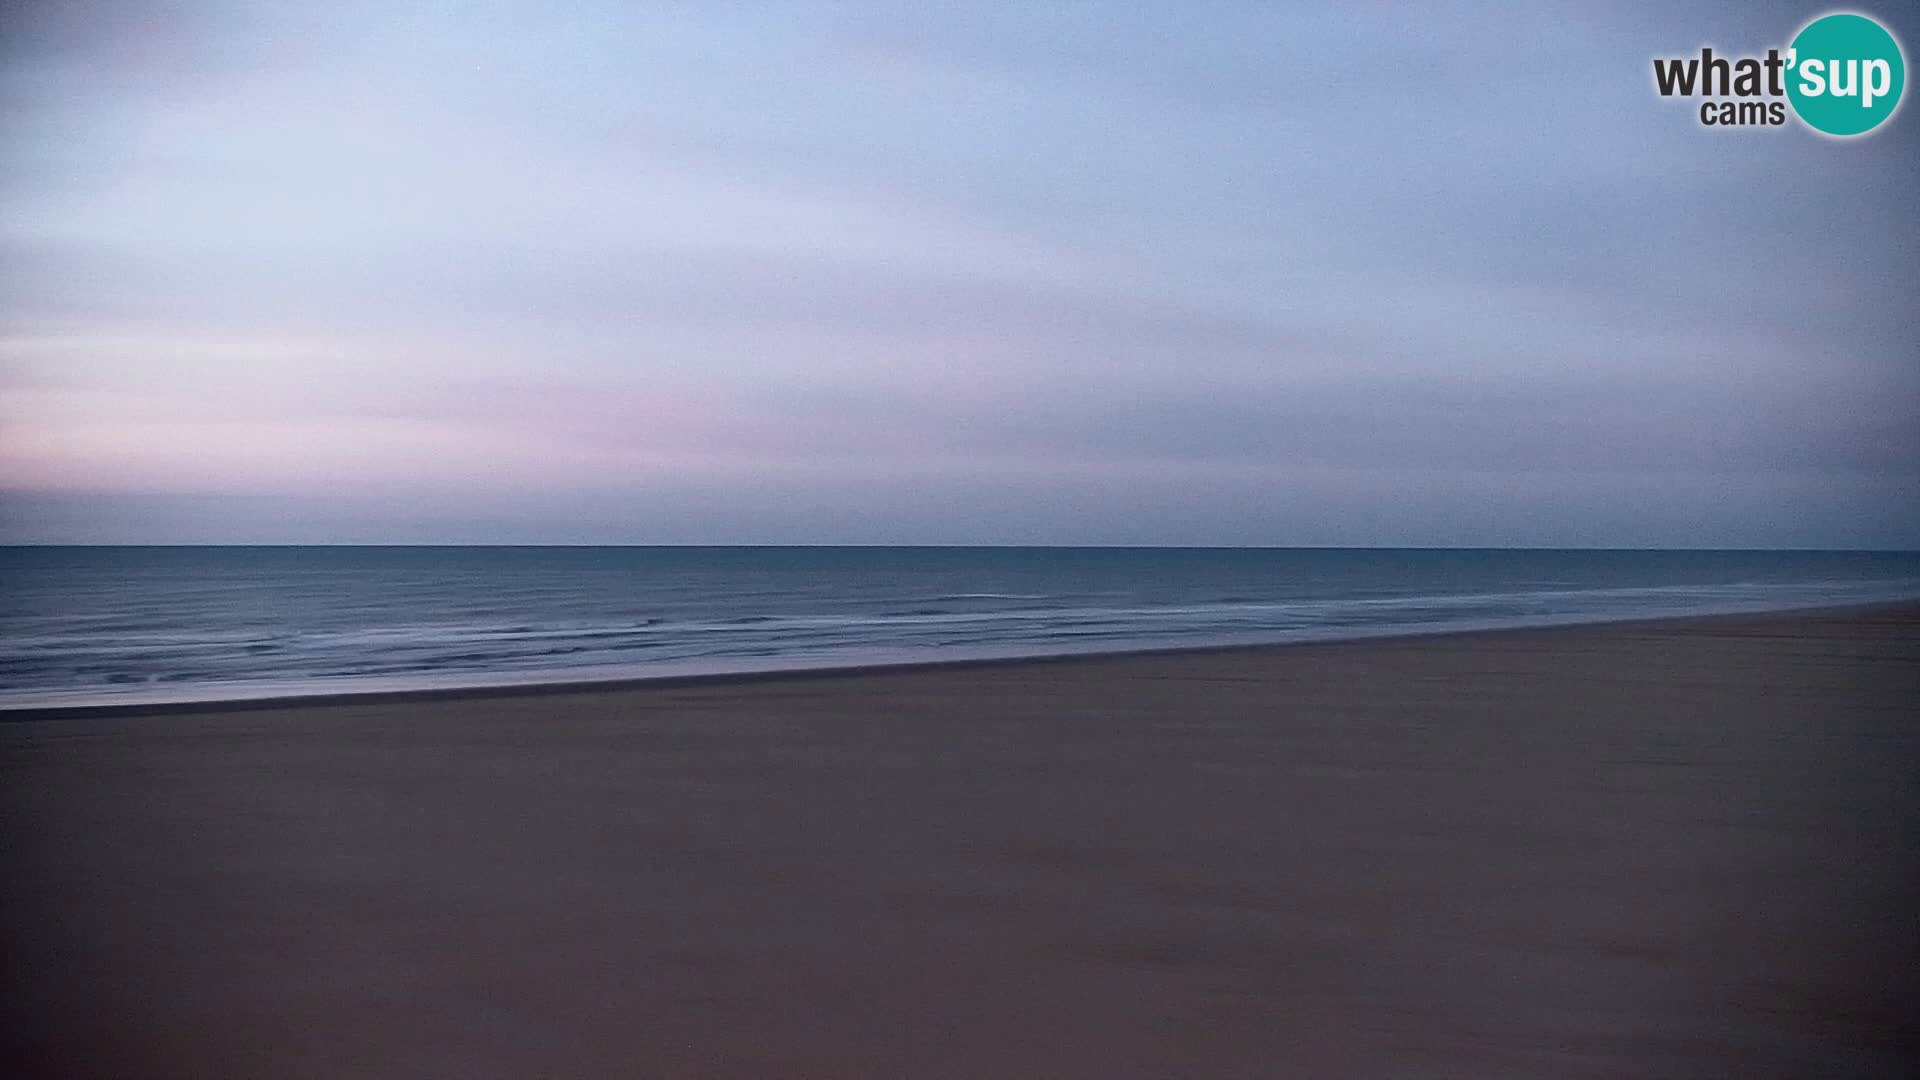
[4,605,1918,1078]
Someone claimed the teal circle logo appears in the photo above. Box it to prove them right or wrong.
[1787,13,1906,136]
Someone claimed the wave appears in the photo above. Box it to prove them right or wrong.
[4,568,1918,708]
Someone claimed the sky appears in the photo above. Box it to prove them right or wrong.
[1,1,1916,546]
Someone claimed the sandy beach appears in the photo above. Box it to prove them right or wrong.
[4,604,1917,1078]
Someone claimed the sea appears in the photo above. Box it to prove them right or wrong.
[2,546,1917,709]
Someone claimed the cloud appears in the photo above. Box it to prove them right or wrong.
[1,0,1916,544]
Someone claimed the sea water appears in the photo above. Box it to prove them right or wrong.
[3,546,1917,708]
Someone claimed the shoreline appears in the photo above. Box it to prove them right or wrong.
[6,597,1916,722]
[5,601,1916,1077]
[7,599,1912,1068]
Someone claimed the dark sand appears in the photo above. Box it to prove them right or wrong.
[4,606,1918,1078]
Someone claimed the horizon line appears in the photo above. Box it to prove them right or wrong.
[4,543,1919,554]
